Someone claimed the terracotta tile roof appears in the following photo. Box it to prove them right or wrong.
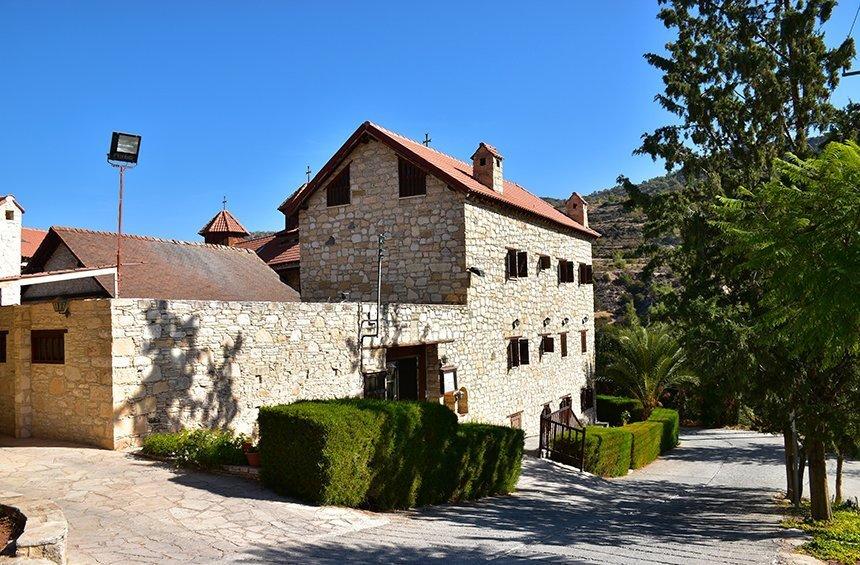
[25,227,298,302]
[236,229,299,267]
[281,122,599,238]
[21,227,47,259]
[199,209,249,236]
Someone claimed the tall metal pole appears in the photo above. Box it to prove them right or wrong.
[115,165,125,298]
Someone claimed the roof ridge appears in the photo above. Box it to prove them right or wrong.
[367,121,477,172]
[51,226,258,254]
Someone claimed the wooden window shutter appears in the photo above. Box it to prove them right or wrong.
[580,330,587,353]
[507,339,520,369]
[519,339,530,365]
[0,331,6,363]
[326,165,351,207]
[517,251,528,278]
[398,157,426,197]
[586,264,594,284]
[506,249,518,279]
[566,261,575,283]
[560,332,568,357]
[31,330,66,364]
[558,260,564,283]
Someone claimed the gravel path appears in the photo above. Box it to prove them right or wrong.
[1,428,856,564]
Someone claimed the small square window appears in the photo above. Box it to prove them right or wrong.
[558,259,575,283]
[506,249,528,279]
[540,335,555,358]
[326,165,351,207]
[509,411,522,429]
[480,158,487,166]
[398,157,426,197]
[538,255,551,271]
[5,210,13,221]
[507,338,530,369]
[31,330,66,364]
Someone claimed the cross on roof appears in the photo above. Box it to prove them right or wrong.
[423,133,432,147]
[306,165,312,183]
[222,196,227,210]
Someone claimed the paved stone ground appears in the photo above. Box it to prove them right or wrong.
[1,429,857,564]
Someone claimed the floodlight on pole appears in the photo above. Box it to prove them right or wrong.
[107,131,141,298]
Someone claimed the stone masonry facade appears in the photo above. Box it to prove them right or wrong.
[0,197,22,306]
[300,139,469,304]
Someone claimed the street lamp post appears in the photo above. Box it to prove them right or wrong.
[107,132,141,298]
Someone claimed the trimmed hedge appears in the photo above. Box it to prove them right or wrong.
[582,426,632,477]
[141,429,245,468]
[622,421,663,469]
[259,399,523,510]
[596,395,644,426]
[452,423,523,501]
[648,408,680,453]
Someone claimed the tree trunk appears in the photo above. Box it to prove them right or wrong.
[797,443,806,504]
[835,452,844,505]
[807,435,832,521]
[784,425,798,503]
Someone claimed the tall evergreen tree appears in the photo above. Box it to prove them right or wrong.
[628,0,854,520]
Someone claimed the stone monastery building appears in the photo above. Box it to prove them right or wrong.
[0,122,599,449]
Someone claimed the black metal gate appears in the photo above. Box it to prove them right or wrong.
[539,405,586,471]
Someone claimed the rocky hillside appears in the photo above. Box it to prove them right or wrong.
[544,173,682,321]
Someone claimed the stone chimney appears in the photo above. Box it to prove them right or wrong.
[0,195,22,305]
[564,192,588,228]
[471,142,504,194]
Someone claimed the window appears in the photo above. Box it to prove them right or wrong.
[580,330,588,353]
[581,387,595,410]
[538,255,551,271]
[507,338,530,369]
[540,335,555,358]
[558,259,575,283]
[326,165,351,207]
[479,157,487,166]
[579,263,594,284]
[560,332,568,357]
[398,157,426,197]
[0,331,6,363]
[509,411,522,429]
[4,210,13,221]
[31,330,66,364]
[505,249,528,279]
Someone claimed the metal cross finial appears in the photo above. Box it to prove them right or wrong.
[423,133,432,147]
[306,165,312,183]
[222,195,227,210]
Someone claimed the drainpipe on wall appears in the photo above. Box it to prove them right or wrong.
[358,233,385,375]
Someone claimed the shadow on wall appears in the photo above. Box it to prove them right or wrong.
[113,303,244,443]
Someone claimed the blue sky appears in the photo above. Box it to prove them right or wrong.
[3,1,860,239]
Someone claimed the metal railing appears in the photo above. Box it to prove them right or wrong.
[539,405,586,471]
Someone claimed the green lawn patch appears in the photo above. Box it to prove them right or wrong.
[782,503,860,564]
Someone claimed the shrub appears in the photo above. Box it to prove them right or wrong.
[141,429,245,468]
[582,426,632,477]
[451,423,524,501]
[623,421,663,468]
[648,407,680,453]
[260,399,519,510]
[596,395,644,426]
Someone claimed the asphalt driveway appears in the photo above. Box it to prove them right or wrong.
[1,428,856,564]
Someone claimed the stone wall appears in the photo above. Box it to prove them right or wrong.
[0,198,21,306]
[299,138,469,304]
[109,299,365,448]
[0,307,14,435]
[0,299,114,448]
[460,200,597,430]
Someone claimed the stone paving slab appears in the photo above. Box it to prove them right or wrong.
[1,430,856,563]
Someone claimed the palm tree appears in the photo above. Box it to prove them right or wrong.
[600,323,697,419]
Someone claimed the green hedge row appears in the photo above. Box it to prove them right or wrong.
[552,406,681,478]
[624,421,663,469]
[141,429,246,468]
[596,395,644,426]
[583,426,633,477]
[258,399,523,510]
[648,408,680,453]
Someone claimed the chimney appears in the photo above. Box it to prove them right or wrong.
[471,142,504,193]
[0,195,22,305]
[564,192,588,228]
